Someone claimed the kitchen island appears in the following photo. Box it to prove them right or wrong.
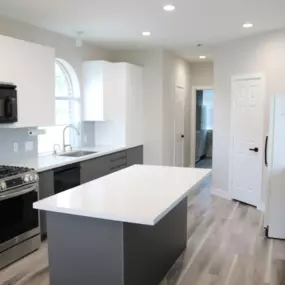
[33,165,211,285]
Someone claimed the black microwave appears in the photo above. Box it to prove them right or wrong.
[0,83,17,123]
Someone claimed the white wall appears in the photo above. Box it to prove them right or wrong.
[191,62,214,86]
[110,50,191,167]
[0,16,111,81]
[110,50,164,165]
[213,28,285,201]
[162,51,191,166]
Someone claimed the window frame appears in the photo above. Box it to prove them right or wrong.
[55,59,81,125]
[38,59,81,155]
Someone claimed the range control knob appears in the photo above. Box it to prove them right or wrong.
[23,174,31,183]
[0,182,7,190]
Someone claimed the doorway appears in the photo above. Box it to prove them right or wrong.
[230,74,265,207]
[191,88,214,169]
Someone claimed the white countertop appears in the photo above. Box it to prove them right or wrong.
[34,165,211,226]
[2,145,141,173]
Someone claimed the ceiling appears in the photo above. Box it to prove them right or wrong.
[0,0,285,61]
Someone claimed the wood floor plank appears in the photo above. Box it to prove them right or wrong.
[272,239,285,260]
[271,259,285,285]
[2,183,285,285]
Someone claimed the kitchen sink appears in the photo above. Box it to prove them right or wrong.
[58,151,97,158]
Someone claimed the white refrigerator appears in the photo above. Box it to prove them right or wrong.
[265,94,285,239]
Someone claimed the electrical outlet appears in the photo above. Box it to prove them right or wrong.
[25,141,34,152]
[13,142,18,153]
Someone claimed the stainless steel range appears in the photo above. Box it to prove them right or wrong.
[0,165,40,269]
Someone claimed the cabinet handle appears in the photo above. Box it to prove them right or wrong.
[110,156,126,162]
[110,164,126,171]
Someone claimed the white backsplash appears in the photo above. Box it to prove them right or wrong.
[0,128,38,163]
[0,122,97,165]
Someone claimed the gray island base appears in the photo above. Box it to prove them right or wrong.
[46,197,187,285]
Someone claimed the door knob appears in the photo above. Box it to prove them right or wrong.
[181,134,185,138]
[249,147,259,153]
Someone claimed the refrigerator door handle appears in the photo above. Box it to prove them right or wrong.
[265,135,268,167]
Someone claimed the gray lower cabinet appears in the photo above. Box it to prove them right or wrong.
[80,155,110,184]
[38,170,54,237]
[39,146,144,237]
[127,146,143,167]
[80,146,143,184]
[109,151,127,173]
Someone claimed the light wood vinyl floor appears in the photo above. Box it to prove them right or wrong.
[1,184,285,285]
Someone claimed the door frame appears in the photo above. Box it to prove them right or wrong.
[229,73,266,207]
[173,85,185,167]
[190,85,214,167]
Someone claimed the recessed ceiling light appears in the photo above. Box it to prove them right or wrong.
[199,55,206,59]
[142,31,151,36]
[163,4,176,11]
[243,22,253,28]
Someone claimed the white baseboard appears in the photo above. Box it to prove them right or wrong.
[211,188,230,200]
[257,202,265,212]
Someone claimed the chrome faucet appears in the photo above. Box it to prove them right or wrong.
[53,144,61,155]
[62,124,80,152]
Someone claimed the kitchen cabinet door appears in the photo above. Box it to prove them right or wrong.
[80,156,110,184]
[38,170,54,238]
[83,61,143,148]
[0,35,55,128]
[82,61,114,121]
[127,146,143,167]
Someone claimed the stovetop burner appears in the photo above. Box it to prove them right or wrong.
[0,165,37,192]
[0,165,35,179]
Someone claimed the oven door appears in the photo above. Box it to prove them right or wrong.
[0,184,39,252]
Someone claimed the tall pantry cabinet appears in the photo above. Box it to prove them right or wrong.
[82,61,143,147]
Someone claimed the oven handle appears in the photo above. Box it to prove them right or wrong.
[5,98,13,118]
[0,185,37,201]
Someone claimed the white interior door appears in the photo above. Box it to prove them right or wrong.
[174,86,185,167]
[231,76,265,206]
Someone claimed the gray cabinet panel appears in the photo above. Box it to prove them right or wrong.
[80,155,110,184]
[109,151,127,172]
[109,151,127,161]
[127,146,143,167]
[38,170,54,237]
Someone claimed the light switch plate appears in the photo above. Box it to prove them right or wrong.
[25,141,34,152]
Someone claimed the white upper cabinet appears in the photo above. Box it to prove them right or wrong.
[82,61,114,121]
[0,35,55,128]
[83,61,143,146]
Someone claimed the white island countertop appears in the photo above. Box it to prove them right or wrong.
[34,165,211,225]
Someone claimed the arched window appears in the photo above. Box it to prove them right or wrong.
[55,59,80,125]
[38,59,81,154]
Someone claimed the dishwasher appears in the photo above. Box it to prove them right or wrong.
[54,163,81,194]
